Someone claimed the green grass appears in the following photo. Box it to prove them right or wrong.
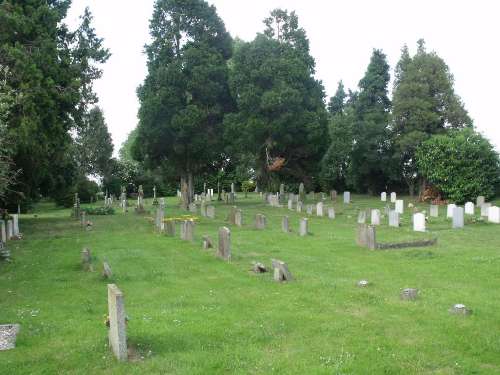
[1,194,500,374]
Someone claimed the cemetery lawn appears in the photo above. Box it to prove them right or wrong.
[1,194,500,375]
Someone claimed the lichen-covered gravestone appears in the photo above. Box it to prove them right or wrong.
[107,284,127,361]
[0,324,20,351]
[272,259,293,282]
[255,214,266,230]
[217,227,231,260]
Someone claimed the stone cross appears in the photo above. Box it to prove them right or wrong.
[272,259,293,282]
[299,218,308,236]
[107,284,127,361]
[282,216,290,233]
[413,213,426,232]
[452,206,464,229]
[217,227,231,260]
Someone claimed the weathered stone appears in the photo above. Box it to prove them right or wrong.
[165,220,175,237]
[328,207,335,219]
[452,206,464,229]
[343,191,350,204]
[306,205,313,215]
[429,205,439,218]
[400,288,419,301]
[476,196,485,207]
[299,218,308,237]
[296,201,303,213]
[330,190,337,201]
[446,204,456,219]
[390,192,397,203]
[235,209,243,227]
[206,205,215,219]
[449,303,472,316]
[481,203,491,217]
[357,224,368,246]
[388,210,400,227]
[272,259,293,282]
[279,216,290,233]
[188,203,197,213]
[316,202,324,217]
[217,227,231,260]
[200,201,207,217]
[81,247,93,271]
[488,206,500,224]
[102,262,113,279]
[1,221,6,243]
[252,262,267,273]
[357,280,369,287]
[413,213,426,232]
[228,206,237,225]
[366,225,376,250]
[0,324,20,351]
[202,235,213,250]
[107,284,127,361]
[357,210,367,224]
[395,200,404,214]
[288,199,293,210]
[381,192,387,202]
[371,209,381,226]
[180,220,195,241]
[255,214,267,230]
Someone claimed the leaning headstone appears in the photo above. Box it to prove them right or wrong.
[390,192,397,203]
[0,324,20,351]
[165,220,175,237]
[446,204,456,219]
[202,235,213,250]
[464,202,475,215]
[296,201,303,213]
[102,262,113,279]
[395,200,404,214]
[452,206,464,229]
[255,214,267,230]
[206,205,215,219]
[343,191,350,204]
[400,288,419,301]
[328,207,335,219]
[388,210,400,227]
[487,206,500,224]
[217,227,231,260]
[413,213,426,232]
[299,218,308,237]
[476,196,485,207]
[81,247,93,271]
[235,209,243,227]
[430,205,439,218]
[107,284,127,361]
[272,259,293,282]
[381,192,387,202]
[316,202,324,217]
[282,216,290,233]
[480,203,491,217]
[371,209,381,226]
[1,222,6,243]
[449,304,472,316]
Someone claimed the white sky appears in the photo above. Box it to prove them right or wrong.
[66,0,500,153]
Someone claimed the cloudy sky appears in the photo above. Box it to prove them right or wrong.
[65,0,500,153]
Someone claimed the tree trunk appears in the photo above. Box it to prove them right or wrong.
[180,175,189,210]
[188,172,194,203]
[418,177,427,202]
[409,183,415,199]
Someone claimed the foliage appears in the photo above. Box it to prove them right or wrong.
[0,2,110,202]
[83,206,115,215]
[224,9,328,191]
[241,180,256,194]
[416,129,500,203]
[0,65,16,200]
[119,128,138,162]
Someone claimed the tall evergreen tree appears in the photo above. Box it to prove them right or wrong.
[349,49,391,194]
[392,40,472,196]
[0,2,110,204]
[133,0,233,208]
[224,9,328,190]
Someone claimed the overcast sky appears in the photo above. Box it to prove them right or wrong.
[66,0,500,153]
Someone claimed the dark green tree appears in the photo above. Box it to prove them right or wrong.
[133,0,233,208]
[349,49,391,194]
[224,9,328,191]
[0,2,110,203]
[392,40,472,197]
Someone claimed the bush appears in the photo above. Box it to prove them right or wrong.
[416,129,500,204]
[83,207,115,215]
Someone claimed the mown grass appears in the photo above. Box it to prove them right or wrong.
[1,194,499,374]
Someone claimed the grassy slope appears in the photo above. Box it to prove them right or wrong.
[1,194,499,374]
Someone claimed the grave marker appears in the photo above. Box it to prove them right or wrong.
[371,209,381,226]
[430,205,439,218]
[464,202,474,215]
[272,259,293,282]
[328,207,335,219]
[235,209,243,227]
[381,192,387,202]
[282,216,290,233]
[255,214,267,230]
[488,206,500,224]
[343,191,350,204]
[447,204,456,219]
[316,202,324,217]
[476,196,485,207]
[206,205,215,219]
[452,206,464,229]
[107,284,127,361]
[388,210,400,227]
[217,227,231,260]
[390,192,396,203]
[395,200,404,214]
[481,203,491,217]
[202,235,213,250]
[299,218,308,236]
[413,213,426,232]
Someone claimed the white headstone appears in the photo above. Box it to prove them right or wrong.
[388,210,400,227]
[390,192,397,203]
[343,191,350,204]
[328,207,335,219]
[447,204,456,219]
[299,218,308,236]
[381,192,387,202]
[464,202,475,215]
[452,206,464,229]
[371,209,381,226]
[316,202,324,217]
[476,196,485,207]
[413,213,426,232]
[481,203,491,217]
[430,205,439,218]
[488,206,500,224]
[395,200,404,214]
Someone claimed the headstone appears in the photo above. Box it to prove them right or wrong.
[231,182,235,194]
[299,218,308,237]
[413,213,426,232]
[228,192,235,204]
[316,202,324,217]
[481,203,491,217]
[449,303,472,316]
[330,190,337,201]
[288,199,293,210]
[357,210,367,224]
[343,191,350,204]
[81,247,92,271]
[476,196,485,207]
[272,259,293,282]
[202,235,213,250]
[464,202,475,215]
[282,216,290,233]
[306,205,313,215]
[356,224,368,246]
[366,225,376,250]
[107,284,127,361]
[296,201,303,213]
[299,183,305,202]
[206,205,215,219]
[0,324,20,351]
[81,211,86,227]
[7,220,13,240]
[1,222,6,243]
[328,207,335,219]
[165,220,175,237]
[395,200,404,214]
[180,220,195,241]
[188,203,197,213]
[430,205,439,218]
[447,204,456,219]
[235,209,243,227]
[0,241,11,261]
[12,214,19,237]
[102,262,113,279]
[487,206,500,224]
[400,288,419,301]
[252,262,267,273]
[390,192,397,203]
[371,209,381,226]
[452,206,464,229]
[255,214,267,230]
[388,210,400,227]
[381,192,387,202]
[217,227,231,260]
[228,206,237,225]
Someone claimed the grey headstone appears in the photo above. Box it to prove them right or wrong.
[328,207,335,219]
[255,214,266,230]
[107,284,127,361]
[217,227,231,260]
[452,206,464,229]
[180,220,195,241]
[299,218,308,237]
[400,288,419,301]
[102,262,113,279]
[235,209,243,227]
[272,259,293,282]
[282,216,290,233]
[343,191,350,204]
[206,205,215,219]
[202,235,213,250]
[296,201,303,213]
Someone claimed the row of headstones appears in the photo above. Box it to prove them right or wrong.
[287,200,336,218]
[265,190,350,205]
[1,215,20,243]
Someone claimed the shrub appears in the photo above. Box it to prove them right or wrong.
[83,207,115,215]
